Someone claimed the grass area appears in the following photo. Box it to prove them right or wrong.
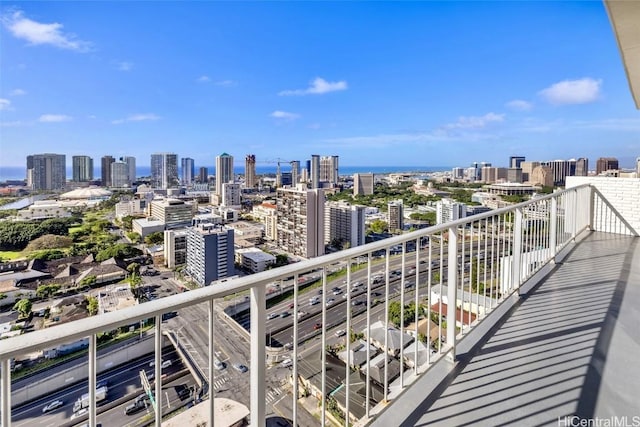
[0,250,24,261]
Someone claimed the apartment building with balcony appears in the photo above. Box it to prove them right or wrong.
[324,201,366,248]
[276,186,325,258]
[184,223,234,286]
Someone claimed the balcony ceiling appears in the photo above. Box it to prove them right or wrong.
[605,0,640,108]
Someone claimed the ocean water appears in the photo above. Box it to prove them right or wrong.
[0,165,450,182]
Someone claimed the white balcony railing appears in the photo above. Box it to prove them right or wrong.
[0,183,632,427]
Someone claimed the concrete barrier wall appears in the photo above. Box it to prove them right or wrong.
[12,336,155,406]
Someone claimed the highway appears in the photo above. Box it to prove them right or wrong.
[10,349,195,427]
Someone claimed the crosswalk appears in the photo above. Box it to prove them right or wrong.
[266,386,285,404]
[211,376,230,390]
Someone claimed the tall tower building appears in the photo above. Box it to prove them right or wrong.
[436,199,467,225]
[151,153,179,189]
[26,153,66,190]
[121,156,136,185]
[387,200,404,233]
[596,157,619,174]
[290,161,300,186]
[198,167,209,184]
[215,153,234,196]
[319,155,339,186]
[509,156,526,169]
[221,183,242,207]
[245,155,257,189]
[110,162,129,187]
[72,156,93,182]
[325,201,366,248]
[276,186,325,258]
[575,157,589,177]
[521,161,541,182]
[185,223,235,286]
[545,160,574,186]
[181,157,195,185]
[310,155,320,189]
[101,155,115,187]
[353,173,374,196]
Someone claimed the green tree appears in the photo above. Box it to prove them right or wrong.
[87,296,99,316]
[127,262,141,275]
[127,231,141,243]
[13,299,32,318]
[144,231,164,245]
[368,219,388,234]
[36,284,61,299]
[95,243,142,262]
[121,215,135,231]
[78,275,97,287]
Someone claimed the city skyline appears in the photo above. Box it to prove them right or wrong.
[1,2,640,168]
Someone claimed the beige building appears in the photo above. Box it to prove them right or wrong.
[149,199,194,229]
[164,229,188,268]
[252,201,278,241]
[353,173,374,196]
[276,186,325,258]
[531,166,554,187]
[387,200,404,232]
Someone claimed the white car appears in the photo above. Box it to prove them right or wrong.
[149,360,172,369]
[267,312,279,320]
[71,407,89,419]
[279,358,293,368]
[335,329,347,337]
[42,399,63,413]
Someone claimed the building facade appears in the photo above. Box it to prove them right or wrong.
[27,153,66,190]
[596,157,619,174]
[151,153,179,189]
[509,156,526,169]
[110,162,129,187]
[245,154,257,189]
[325,201,366,248]
[221,182,242,207]
[149,199,194,229]
[436,198,467,225]
[101,155,115,187]
[353,173,374,196]
[310,155,320,189]
[185,224,234,286]
[181,157,195,185]
[215,153,234,196]
[276,186,325,258]
[320,155,339,186]
[252,201,278,241]
[531,166,554,187]
[121,156,136,185]
[72,156,93,182]
[387,200,404,232]
[164,229,188,269]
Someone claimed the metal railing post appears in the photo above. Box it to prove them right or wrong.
[1,358,11,427]
[154,315,162,427]
[588,185,596,231]
[250,284,266,427]
[446,226,458,361]
[571,189,578,240]
[208,299,215,427]
[89,334,97,427]
[512,208,523,294]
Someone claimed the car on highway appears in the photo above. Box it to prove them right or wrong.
[332,288,343,295]
[267,312,279,320]
[42,399,63,413]
[71,407,89,420]
[125,399,147,415]
[335,329,346,337]
[326,298,335,306]
[288,302,295,309]
[232,363,248,373]
[309,296,320,306]
[313,322,322,330]
[149,360,172,369]
[279,358,293,368]
[297,310,306,318]
[280,311,290,318]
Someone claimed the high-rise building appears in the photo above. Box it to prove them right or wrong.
[507,168,523,183]
[185,223,234,286]
[545,159,575,186]
[510,156,526,169]
[245,155,257,189]
[575,157,589,177]
[221,182,242,207]
[198,167,209,184]
[290,161,300,186]
[353,173,374,196]
[151,153,179,189]
[531,166,554,187]
[164,229,188,269]
[387,200,404,232]
[521,161,541,182]
[110,162,129,187]
[215,153,234,196]
[252,201,278,241]
[72,156,93,182]
[276,186,325,258]
[452,168,465,180]
[436,198,467,225]
[26,153,66,190]
[121,156,136,185]
[596,157,619,174]
[319,155,339,186]
[310,155,320,189]
[149,199,193,229]
[181,157,195,185]
[101,156,115,187]
[324,201,366,248]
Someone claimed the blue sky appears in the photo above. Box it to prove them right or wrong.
[1,1,639,169]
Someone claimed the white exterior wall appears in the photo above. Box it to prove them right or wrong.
[567,177,640,236]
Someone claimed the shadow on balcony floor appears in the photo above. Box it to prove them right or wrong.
[402,232,640,426]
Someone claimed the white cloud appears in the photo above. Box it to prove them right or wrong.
[215,80,237,87]
[279,77,348,96]
[112,113,160,124]
[9,89,26,96]
[443,112,505,130]
[270,110,301,121]
[538,78,602,105]
[197,75,211,83]
[2,10,91,52]
[39,114,72,122]
[117,62,133,71]
[0,98,11,110]
[506,100,533,111]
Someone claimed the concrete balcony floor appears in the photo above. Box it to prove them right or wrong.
[390,232,640,426]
